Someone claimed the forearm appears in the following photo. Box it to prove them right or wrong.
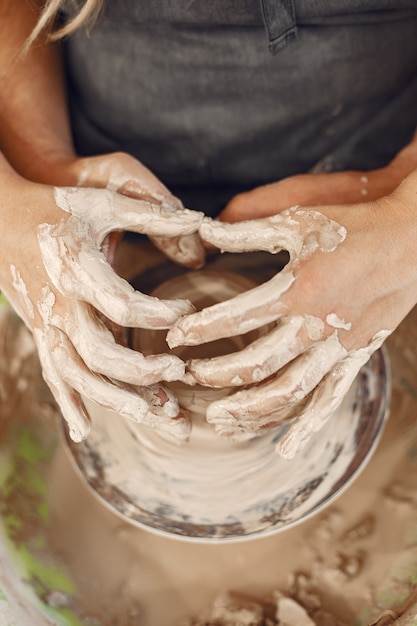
[0,0,77,184]
[220,124,417,221]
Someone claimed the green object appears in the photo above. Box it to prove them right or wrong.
[0,423,85,625]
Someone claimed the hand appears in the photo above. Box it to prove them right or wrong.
[167,173,417,458]
[64,151,206,269]
[0,167,203,443]
[219,163,410,222]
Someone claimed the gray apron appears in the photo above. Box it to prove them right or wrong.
[63,0,417,215]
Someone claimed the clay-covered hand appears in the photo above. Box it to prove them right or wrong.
[62,151,206,268]
[0,173,203,443]
[167,176,417,458]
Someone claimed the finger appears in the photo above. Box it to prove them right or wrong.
[33,327,91,442]
[51,327,149,418]
[183,316,308,387]
[38,231,196,327]
[138,383,180,418]
[206,333,347,434]
[275,350,374,460]
[151,233,206,269]
[199,215,301,255]
[167,268,295,348]
[75,249,195,327]
[51,327,188,439]
[116,179,182,208]
[54,187,204,241]
[218,185,281,223]
[135,385,191,441]
[69,304,185,385]
[201,210,346,258]
[54,384,91,443]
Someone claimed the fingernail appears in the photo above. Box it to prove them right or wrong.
[166,326,186,349]
[69,421,90,442]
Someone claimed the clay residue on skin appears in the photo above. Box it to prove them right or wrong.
[205,331,348,436]
[276,329,391,459]
[53,187,203,242]
[165,209,351,451]
[10,265,34,324]
[167,269,296,348]
[326,313,352,331]
[162,210,394,462]
[196,208,346,259]
[71,165,206,269]
[27,186,207,444]
[168,208,346,348]
[183,315,308,387]
[76,155,182,208]
[182,313,329,390]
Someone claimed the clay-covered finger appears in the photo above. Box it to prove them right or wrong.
[167,268,295,348]
[200,210,346,258]
[54,187,204,240]
[138,384,192,440]
[73,250,195,328]
[38,232,196,327]
[52,328,149,418]
[183,316,309,387]
[53,382,91,443]
[46,380,90,442]
[276,332,390,459]
[134,384,191,441]
[199,215,301,255]
[33,327,91,442]
[69,304,185,385]
[151,233,206,269]
[276,353,369,460]
[206,333,347,434]
[51,329,187,441]
[114,201,204,239]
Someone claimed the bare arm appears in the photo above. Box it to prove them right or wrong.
[220,129,417,222]
[0,0,77,184]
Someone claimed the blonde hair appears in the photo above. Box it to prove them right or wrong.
[27,0,103,49]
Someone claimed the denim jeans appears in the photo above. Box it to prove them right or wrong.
[63,0,417,215]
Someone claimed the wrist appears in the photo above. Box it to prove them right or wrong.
[12,152,81,187]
